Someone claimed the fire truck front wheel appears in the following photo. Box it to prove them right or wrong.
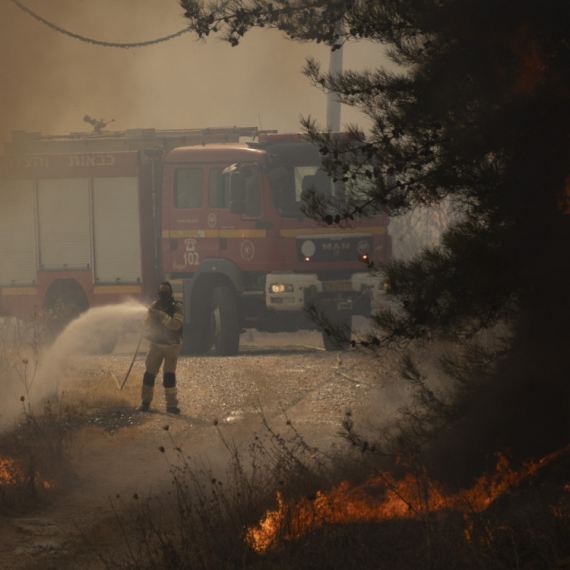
[182,318,214,355]
[210,285,240,356]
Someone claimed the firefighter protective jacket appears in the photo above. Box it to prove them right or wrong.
[144,299,184,345]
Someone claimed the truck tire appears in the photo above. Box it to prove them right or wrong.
[180,291,214,355]
[210,285,240,356]
[181,323,214,355]
[43,280,89,341]
[322,310,352,351]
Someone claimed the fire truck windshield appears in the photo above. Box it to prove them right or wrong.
[265,141,378,219]
[268,165,340,218]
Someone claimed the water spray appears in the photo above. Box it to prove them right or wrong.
[0,301,149,429]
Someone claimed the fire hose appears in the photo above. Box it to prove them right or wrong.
[120,328,144,390]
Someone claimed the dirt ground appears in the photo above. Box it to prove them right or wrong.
[0,327,402,570]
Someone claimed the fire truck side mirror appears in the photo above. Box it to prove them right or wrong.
[229,172,246,201]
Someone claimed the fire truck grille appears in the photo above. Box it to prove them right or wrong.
[296,235,373,263]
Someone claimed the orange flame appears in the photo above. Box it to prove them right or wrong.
[0,456,23,485]
[0,456,50,489]
[247,445,570,551]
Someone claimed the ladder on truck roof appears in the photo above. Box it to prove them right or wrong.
[5,126,277,155]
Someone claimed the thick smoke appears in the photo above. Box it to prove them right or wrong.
[0,0,390,143]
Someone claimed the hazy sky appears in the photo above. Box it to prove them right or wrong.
[0,0,392,142]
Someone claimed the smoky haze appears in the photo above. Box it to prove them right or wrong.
[0,301,147,430]
[0,0,390,142]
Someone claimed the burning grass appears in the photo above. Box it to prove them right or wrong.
[0,391,77,514]
[0,452,51,489]
[0,453,52,514]
[103,416,570,570]
[247,445,570,553]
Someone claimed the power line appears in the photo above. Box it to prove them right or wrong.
[9,0,192,48]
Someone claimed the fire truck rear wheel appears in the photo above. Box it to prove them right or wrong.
[321,310,352,351]
[210,285,240,356]
[43,280,89,340]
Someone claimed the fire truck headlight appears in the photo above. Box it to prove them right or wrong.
[270,284,294,294]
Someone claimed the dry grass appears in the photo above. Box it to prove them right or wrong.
[98,417,336,570]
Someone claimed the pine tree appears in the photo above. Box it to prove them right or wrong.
[181,0,570,467]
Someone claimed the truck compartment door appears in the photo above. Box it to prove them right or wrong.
[0,179,37,285]
[92,177,142,284]
[37,178,90,270]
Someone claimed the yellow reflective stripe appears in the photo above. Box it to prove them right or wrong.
[279,227,386,237]
[162,229,218,238]
[1,287,38,296]
[93,286,142,294]
[172,314,184,322]
[162,229,267,238]
[219,229,267,238]
[164,387,178,394]
[164,227,384,238]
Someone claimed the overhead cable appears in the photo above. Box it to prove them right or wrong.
[9,0,191,48]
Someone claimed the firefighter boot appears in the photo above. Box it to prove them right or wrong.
[141,372,156,411]
[164,372,180,414]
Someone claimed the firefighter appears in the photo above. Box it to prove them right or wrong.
[140,281,184,414]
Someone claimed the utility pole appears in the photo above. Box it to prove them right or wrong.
[326,43,343,132]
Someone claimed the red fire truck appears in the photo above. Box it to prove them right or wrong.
[0,126,391,354]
